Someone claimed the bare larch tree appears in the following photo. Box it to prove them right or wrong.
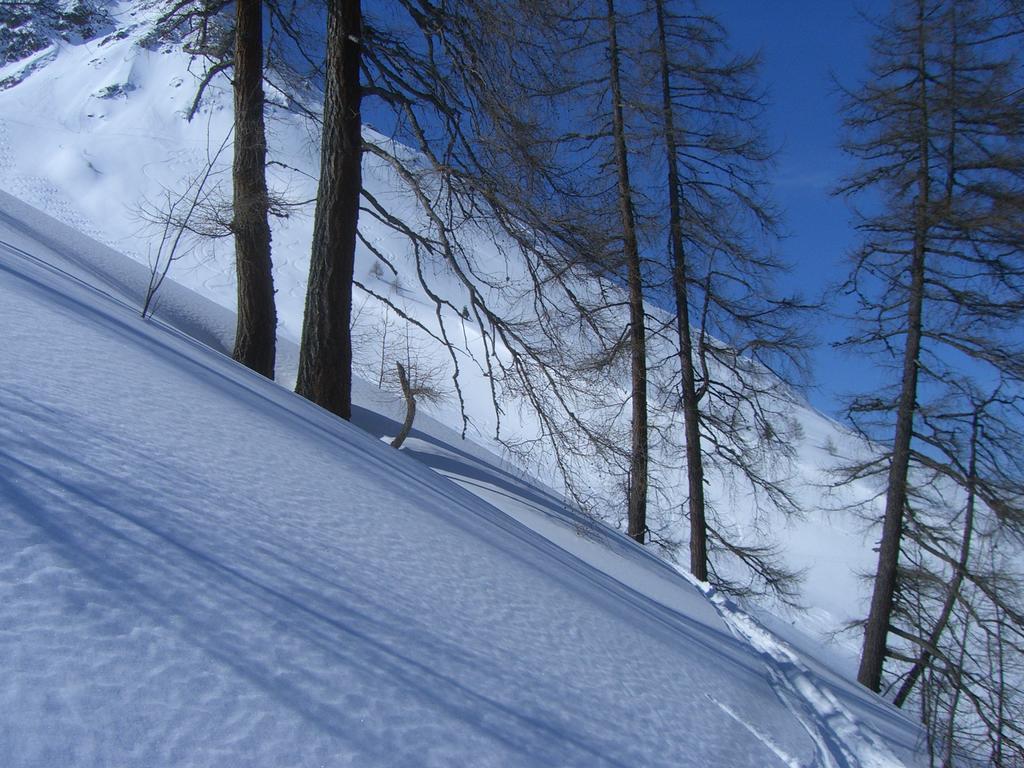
[295,0,363,419]
[231,0,276,378]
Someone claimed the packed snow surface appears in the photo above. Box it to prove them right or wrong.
[0,0,892,656]
[0,192,925,766]
[0,173,929,768]
[0,3,929,763]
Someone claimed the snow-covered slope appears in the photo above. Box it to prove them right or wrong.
[0,0,895,651]
[21,10,1005,752]
[0,185,924,766]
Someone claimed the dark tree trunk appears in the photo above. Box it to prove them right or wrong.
[653,0,708,579]
[605,0,648,544]
[893,9,966,707]
[857,0,930,692]
[390,362,416,449]
[296,0,362,419]
[232,0,276,378]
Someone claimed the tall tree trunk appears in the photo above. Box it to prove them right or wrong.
[857,0,930,693]
[605,0,648,544]
[653,0,708,579]
[232,0,276,378]
[296,0,362,419]
[893,9,964,705]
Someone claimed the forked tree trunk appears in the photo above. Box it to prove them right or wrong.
[653,0,708,579]
[296,0,363,419]
[605,0,649,544]
[232,0,276,378]
[857,0,930,692]
[390,362,416,449]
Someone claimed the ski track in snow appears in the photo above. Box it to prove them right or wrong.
[705,694,802,768]
[700,580,908,768]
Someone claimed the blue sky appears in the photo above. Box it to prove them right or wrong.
[357,0,890,418]
[714,0,889,416]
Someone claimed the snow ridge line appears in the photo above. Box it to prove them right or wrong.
[692,577,906,768]
[0,233,218,359]
[0,234,138,314]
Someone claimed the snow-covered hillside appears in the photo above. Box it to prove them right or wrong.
[0,0,900,653]
[0,3,949,763]
[0,181,926,765]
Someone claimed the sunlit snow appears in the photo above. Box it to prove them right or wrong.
[0,187,923,768]
[0,3,930,764]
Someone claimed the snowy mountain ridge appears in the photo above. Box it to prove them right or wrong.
[0,1,113,67]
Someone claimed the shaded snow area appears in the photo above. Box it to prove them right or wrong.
[0,0,895,663]
[0,200,926,766]
[0,4,929,763]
